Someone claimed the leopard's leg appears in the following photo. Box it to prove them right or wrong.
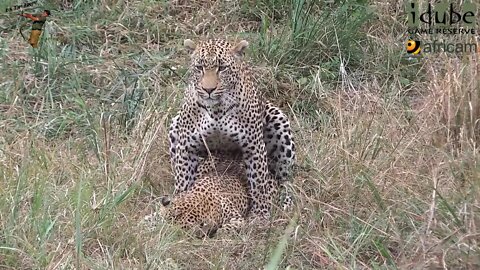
[263,102,295,183]
[170,111,202,194]
[195,201,224,238]
[173,139,199,193]
[279,182,293,210]
[216,203,246,237]
[168,115,180,172]
[242,119,271,217]
[196,220,220,239]
[217,217,245,235]
[263,102,295,209]
[142,211,161,232]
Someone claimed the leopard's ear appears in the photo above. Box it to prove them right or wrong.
[231,40,249,58]
[184,39,196,53]
[161,195,171,206]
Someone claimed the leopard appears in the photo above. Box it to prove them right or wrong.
[145,156,278,238]
[168,38,295,216]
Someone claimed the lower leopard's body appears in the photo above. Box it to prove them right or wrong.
[145,156,277,238]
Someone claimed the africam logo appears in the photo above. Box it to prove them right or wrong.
[406,39,479,57]
[406,40,421,55]
[405,1,478,57]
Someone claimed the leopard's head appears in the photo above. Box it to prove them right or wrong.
[184,39,249,107]
[159,193,220,238]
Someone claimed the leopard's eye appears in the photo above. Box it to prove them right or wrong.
[218,65,227,72]
[194,65,203,71]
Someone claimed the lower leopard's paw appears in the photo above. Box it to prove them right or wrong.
[279,183,294,211]
[142,211,161,232]
[250,208,271,219]
[193,221,219,238]
[247,214,271,228]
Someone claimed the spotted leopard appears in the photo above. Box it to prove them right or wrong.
[145,156,277,238]
[169,39,295,215]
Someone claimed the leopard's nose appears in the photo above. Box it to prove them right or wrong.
[202,86,216,94]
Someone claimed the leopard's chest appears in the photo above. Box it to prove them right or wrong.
[195,109,244,153]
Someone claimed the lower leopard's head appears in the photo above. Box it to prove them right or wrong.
[153,157,279,237]
[159,187,222,238]
[184,39,250,107]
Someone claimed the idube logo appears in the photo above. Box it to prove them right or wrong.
[406,1,476,35]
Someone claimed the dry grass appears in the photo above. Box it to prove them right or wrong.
[0,0,479,269]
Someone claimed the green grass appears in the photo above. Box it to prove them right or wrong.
[1,0,479,269]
